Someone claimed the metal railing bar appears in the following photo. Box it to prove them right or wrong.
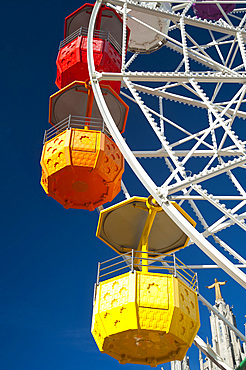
[49,124,67,132]
[96,250,198,290]
[99,260,127,272]
[99,266,130,278]
[67,120,103,125]
[175,272,197,290]
[135,255,172,263]
[43,115,109,143]
[137,261,174,270]
[137,250,172,257]
[178,269,193,279]
[146,265,173,270]
[99,252,131,265]
[131,249,134,273]
[59,26,122,55]
[71,115,102,120]
[176,271,194,285]
[139,255,173,263]
[175,256,196,274]
[46,125,67,134]
[177,265,196,276]
[96,262,100,286]
[70,119,103,123]
[176,268,196,280]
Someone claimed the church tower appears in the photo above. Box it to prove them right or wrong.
[201,279,245,369]
[170,278,245,370]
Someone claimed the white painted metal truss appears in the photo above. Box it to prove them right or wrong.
[87,1,246,366]
[194,335,234,370]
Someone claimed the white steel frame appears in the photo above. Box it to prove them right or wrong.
[88,0,246,286]
[87,1,246,367]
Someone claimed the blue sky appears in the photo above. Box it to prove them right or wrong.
[1,1,246,369]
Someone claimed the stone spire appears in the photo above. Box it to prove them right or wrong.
[170,356,190,370]
[199,349,204,370]
[243,317,246,356]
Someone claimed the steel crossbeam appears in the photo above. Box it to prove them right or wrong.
[167,156,246,194]
[194,335,234,370]
[133,149,246,158]
[98,71,246,83]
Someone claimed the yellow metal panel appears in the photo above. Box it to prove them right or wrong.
[128,271,137,303]
[138,272,169,310]
[40,146,49,177]
[170,277,200,346]
[97,273,138,336]
[91,312,107,352]
[178,279,199,321]
[99,303,138,336]
[92,285,109,351]
[168,275,174,308]
[97,135,124,182]
[171,307,198,347]
[138,307,171,331]
[42,131,67,176]
[71,129,101,168]
[71,151,97,167]
[99,273,130,312]
[40,170,48,194]
[71,129,98,152]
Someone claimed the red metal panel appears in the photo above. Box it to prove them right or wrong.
[56,36,121,93]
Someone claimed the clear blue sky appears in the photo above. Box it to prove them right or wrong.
[0,1,245,369]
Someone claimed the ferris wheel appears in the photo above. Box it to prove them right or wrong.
[87,0,246,287]
[85,2,246,364]
[40,1,246,367]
